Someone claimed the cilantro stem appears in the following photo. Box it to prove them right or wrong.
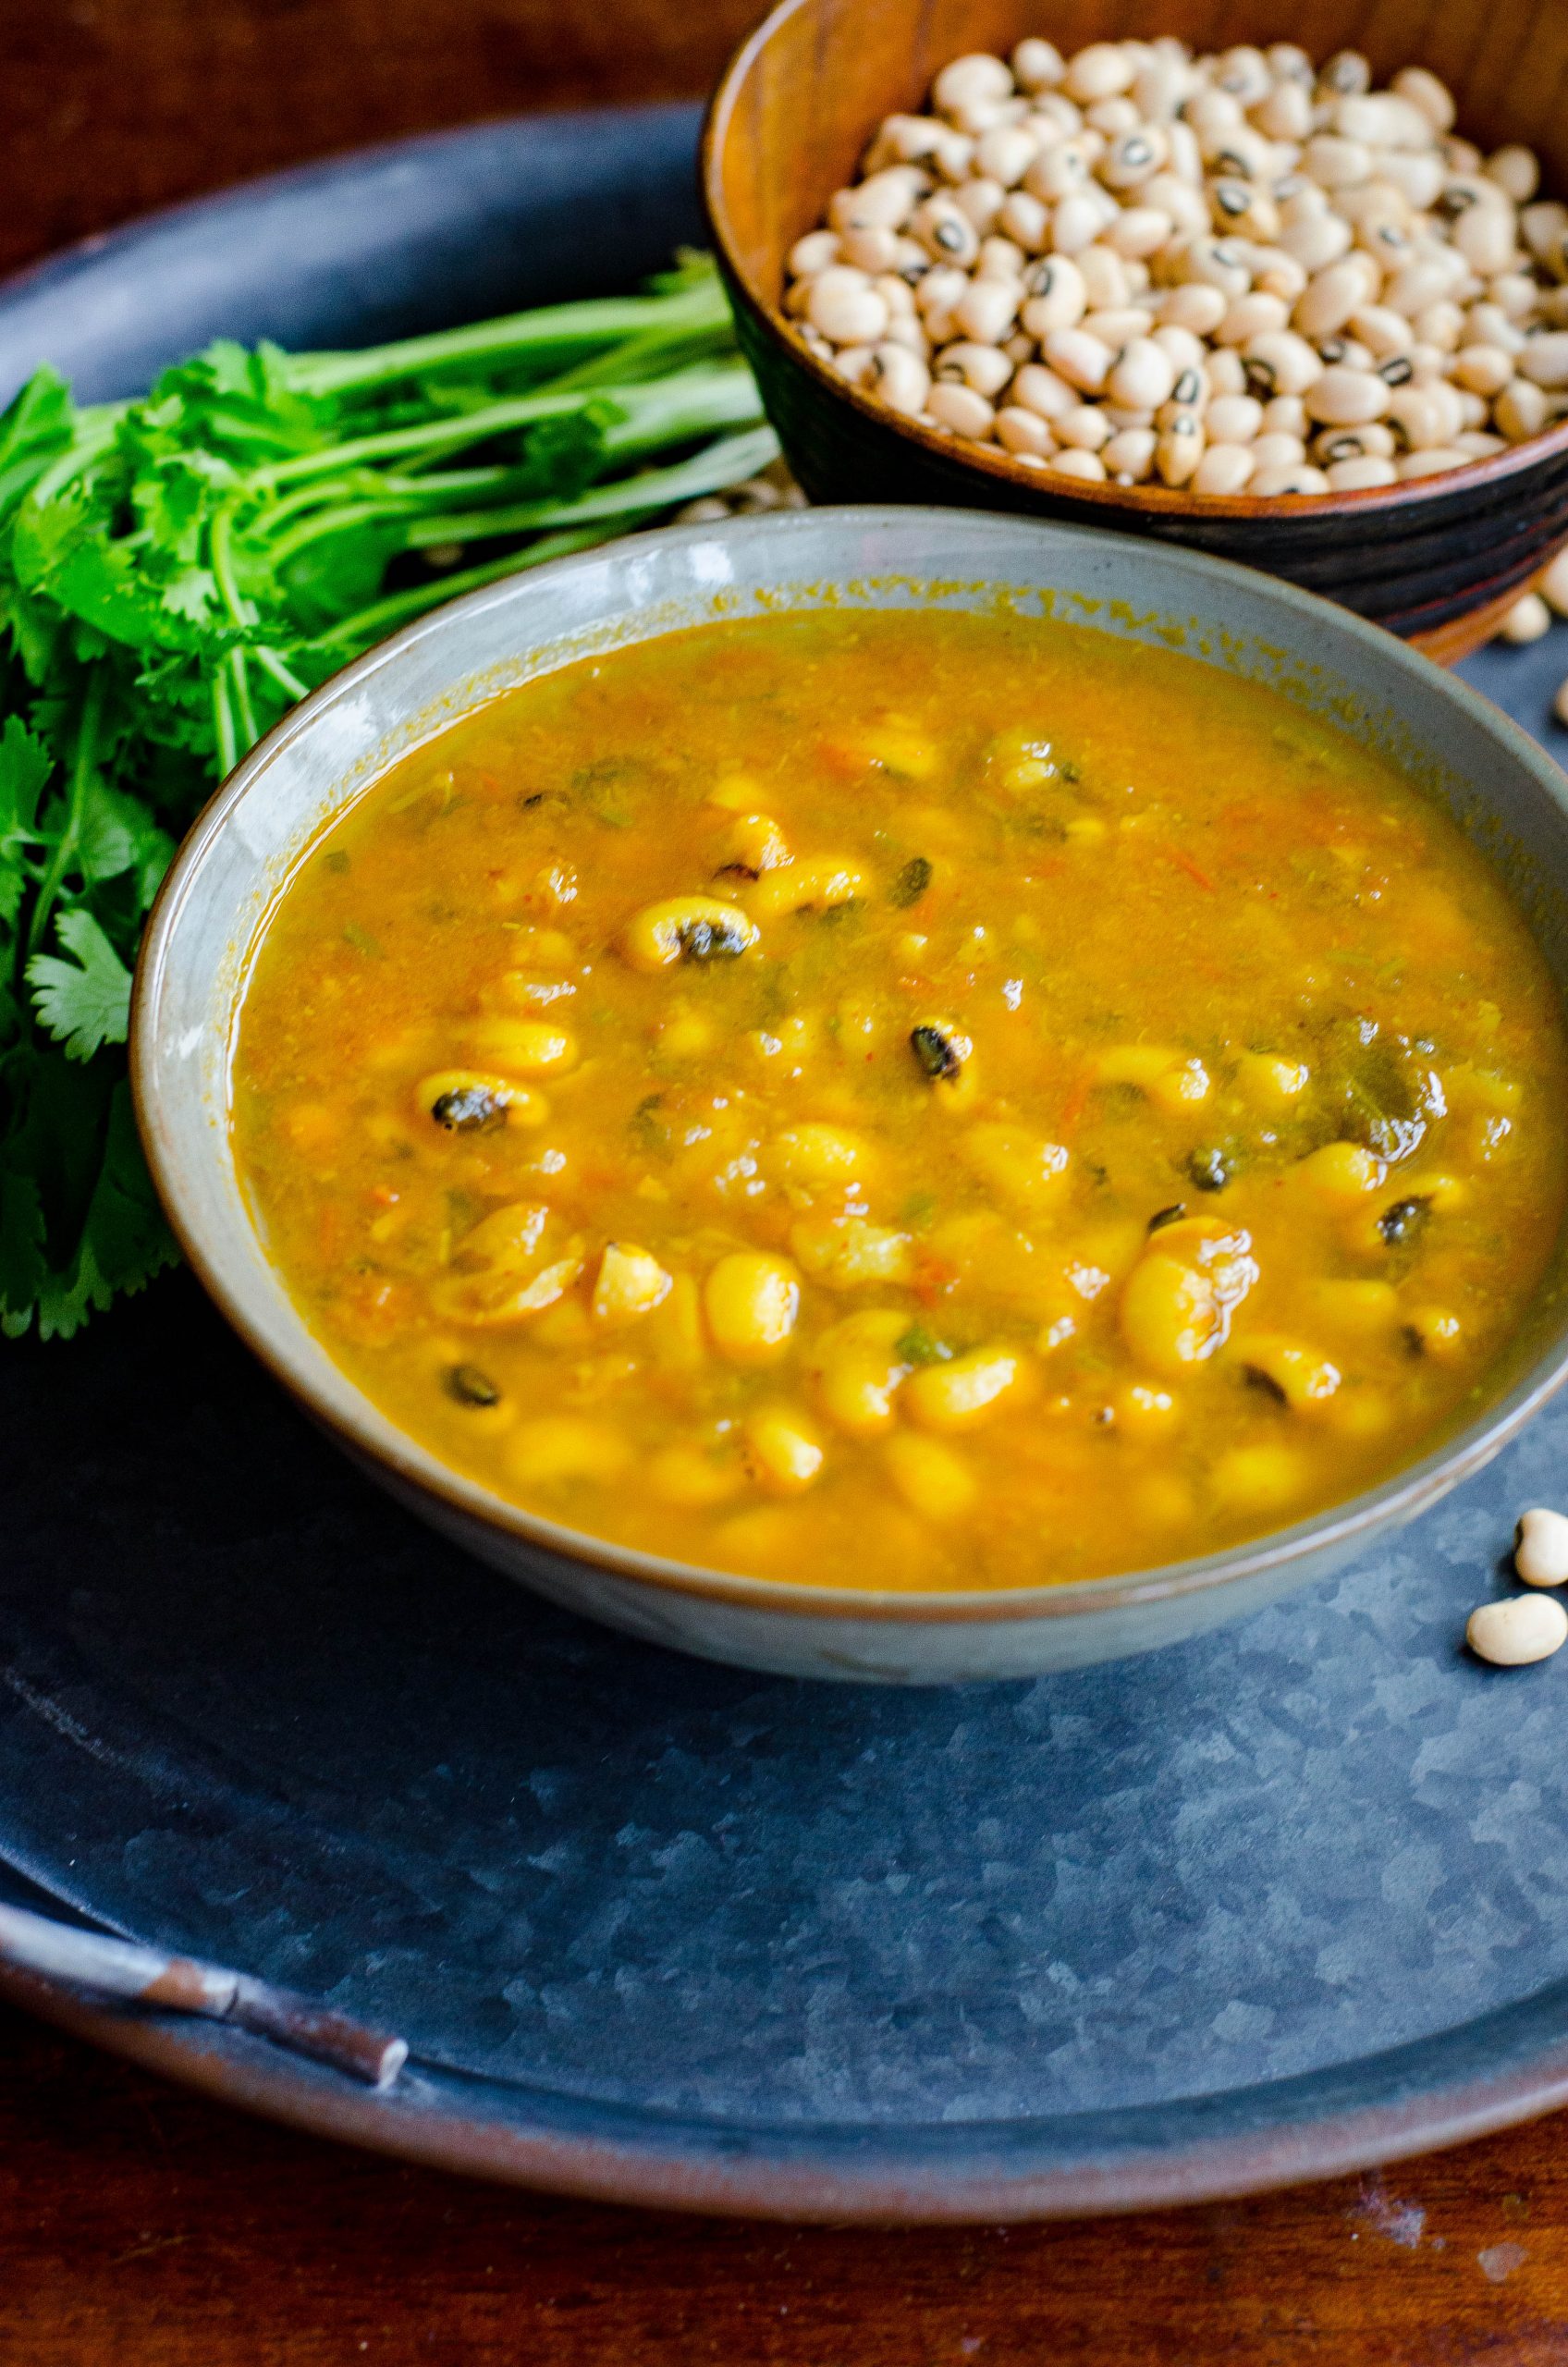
[26,666,105,958]
[212,671,239,776]
[398,425,779,548]
[229,648,258,752]
[284,277,729,399]
[251,646,310,700]
[312,520,634,651]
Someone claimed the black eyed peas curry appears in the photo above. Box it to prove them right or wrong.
[231,610,1568,1589]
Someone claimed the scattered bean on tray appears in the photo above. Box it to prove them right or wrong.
[1515,1505,1568,1586]
[784,36,1568,496]
[1467,1591,1568,1664]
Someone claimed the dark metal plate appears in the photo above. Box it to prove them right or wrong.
[6,106,1568,2220]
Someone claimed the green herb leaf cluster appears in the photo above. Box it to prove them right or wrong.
[0,252,776,1338]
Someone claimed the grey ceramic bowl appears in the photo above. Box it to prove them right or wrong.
[133,508,1568,1683]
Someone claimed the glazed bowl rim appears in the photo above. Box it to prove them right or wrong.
[132,503,1568,1631]
[700,0,1568,525]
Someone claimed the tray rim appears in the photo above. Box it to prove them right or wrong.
[8,1943,1568,2219]
[6,101,1568,2220]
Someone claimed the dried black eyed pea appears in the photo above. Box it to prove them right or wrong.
[1378,1194,1431,1244]
[1147,1202,1187,1233]
[431,1084,507,1133]
[1187,1146,1231,1192]
[890,854,935,906]
[910,1021,966,1079]
[447,1363,503,1407]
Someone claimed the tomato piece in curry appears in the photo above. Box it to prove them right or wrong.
[231,610,1568,1590]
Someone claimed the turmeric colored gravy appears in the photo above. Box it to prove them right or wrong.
[231,611,1568,1590]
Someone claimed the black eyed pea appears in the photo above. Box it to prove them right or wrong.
[1496,378,1551,442]
[864,344,931,417]
[1207,393,1264,443]
[1191,441,1256,494]
[1158,282,1228,337]
[932,52,1013,116]
[839,225,903,276]
[1011,362,1078,421]
[828,167,930,236]
[951,276,1022,344]
[1521,332,1568,390]
[1553,673,1568,729]
[996,405,1057,458]
[1011,38,1064,92]
[1107,336,1176,409]
[619,896,758,973]
[1326,453,1399,488]
[1206,348,1248,398]
[998,190,1050,251]
[1279,212,1354,274]
[1242,330,1323,398]
[1293,259,1378,342]
[1260,394,1309,439]
[1249,432,1308,469]
[975,232,1027,280]
[1102,424,1158,480]
[1453,342,1514,397]
[1402,445,1477,478]
[1251,80,1313,141]
[1313,423,1396,464]
[1083,304,1155,348]
[1248,462,1332,495]
[925,383,996,440]
[1156,411,1206,485]
[1488,144,1541,204]
[789,229,841,278]
[1106,203,1174,261]
[910,196,982,267]
[1305,366,1390,427]
[1053,190,1113,254]
[1214,291,1288,347]
[1020,255,1087,336]
[1178,237,1254,301]
[1100,129,1167,191]
[1304,134,1374,191]
[974,122,1038,189]
[1319,50,1372,98]
[952,176,1008,234]
[704,1251,802,1367]
[420,1070,548,1134]
[1049,448,1108,483]
[1466,1593,1568,1665]
[1500,591,1551,644]
[1251,251,1310,308]
[1515,1506,1568,1586]
[1391,64,1455,130]
[1042,325,1114,393]
[1539,547,1568,614]
[1057,404,1113,452]
[1061,41,1135,104]
[1348,304,1414,360]
[806,267,891,346]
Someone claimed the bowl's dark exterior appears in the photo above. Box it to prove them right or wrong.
[718,266,1568,659]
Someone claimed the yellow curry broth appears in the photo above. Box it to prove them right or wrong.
[232,611,1568,1589]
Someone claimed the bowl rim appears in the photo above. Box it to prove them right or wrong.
[700,0,1568,524]
[132,503,1568,1632]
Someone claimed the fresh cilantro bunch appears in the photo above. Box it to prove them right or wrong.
[0,253,776,1340]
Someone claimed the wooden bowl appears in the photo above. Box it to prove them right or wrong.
[703,0,1568,659]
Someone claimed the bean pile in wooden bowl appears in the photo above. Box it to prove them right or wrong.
[781,36,1568,496]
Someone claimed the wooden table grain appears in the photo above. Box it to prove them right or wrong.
[6,4,1568,2353]
[5,1999,1568,2363]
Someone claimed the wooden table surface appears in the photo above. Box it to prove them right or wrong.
[6,1997,1568,2362]
[7,4,1568,2355]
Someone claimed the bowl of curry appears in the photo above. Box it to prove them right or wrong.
[133,508,1568,1681]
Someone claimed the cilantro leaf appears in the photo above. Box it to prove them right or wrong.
[27,909,132,1059]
